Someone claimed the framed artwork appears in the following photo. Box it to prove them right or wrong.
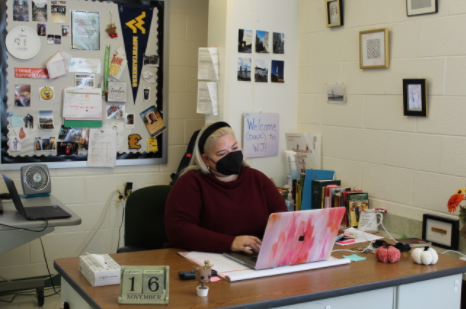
[403,79,428,117]
[407,0,438,17]
[359,28,389,69]
[326,0,343,28]
[422,214,459,250]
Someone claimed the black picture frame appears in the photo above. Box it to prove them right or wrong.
[403,79,428,117]
[326,0,343,28]
[407,0,438,17]
[422,214,459,251]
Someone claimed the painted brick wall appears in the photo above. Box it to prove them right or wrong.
[0,0,207,280]
[298,0,466,222]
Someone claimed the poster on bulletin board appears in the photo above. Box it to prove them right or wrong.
[0,0,168,169]
[243,113,279,158]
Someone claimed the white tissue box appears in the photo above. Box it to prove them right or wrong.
[79,254,121,287]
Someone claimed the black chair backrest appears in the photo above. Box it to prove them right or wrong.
[124,185,172,250]
[170,129,200,185]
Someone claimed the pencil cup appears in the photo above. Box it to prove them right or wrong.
[196,286,209,297]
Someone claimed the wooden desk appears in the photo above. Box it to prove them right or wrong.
[54,247,466,309]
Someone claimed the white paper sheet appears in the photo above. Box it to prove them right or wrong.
[46,50,72,79]
[62,87,103,119]
[198,47,219,80]
[207,82,218,115]
[69,58,102,73]
[180,252,350,282]
[197,82,218,115]
[87,129,117,167]
[103,122,130,152]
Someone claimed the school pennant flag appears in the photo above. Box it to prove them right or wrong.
[118,4,154,104]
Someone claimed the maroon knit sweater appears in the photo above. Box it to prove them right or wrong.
[164,166,287,253]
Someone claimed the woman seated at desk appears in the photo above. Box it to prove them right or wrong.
[165,121,287,254]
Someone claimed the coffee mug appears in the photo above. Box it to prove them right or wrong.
[357,210,383,232]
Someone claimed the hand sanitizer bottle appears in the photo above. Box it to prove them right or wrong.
[285,188,294,211]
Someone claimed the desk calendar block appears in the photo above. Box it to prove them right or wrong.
[142,270,164,294]
[119,265,169,305]
[121,270,142,294]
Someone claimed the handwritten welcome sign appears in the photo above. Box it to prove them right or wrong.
[243,113,279,158]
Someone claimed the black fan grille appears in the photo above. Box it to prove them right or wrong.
[24,166,49,191]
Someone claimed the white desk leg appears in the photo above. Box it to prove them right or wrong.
[0,227,54,255]
[61,277,92,309]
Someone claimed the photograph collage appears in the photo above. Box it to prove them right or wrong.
[238,29,285,83]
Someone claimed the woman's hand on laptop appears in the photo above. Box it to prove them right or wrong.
[232,236,262,254]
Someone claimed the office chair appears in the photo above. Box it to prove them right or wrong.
[117,185,172,253]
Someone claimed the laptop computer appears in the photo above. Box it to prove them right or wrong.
[224,207,346,270]
[2,174,71,220]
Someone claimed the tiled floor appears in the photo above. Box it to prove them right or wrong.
[0,289,62,309]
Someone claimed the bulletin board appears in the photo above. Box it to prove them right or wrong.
[0,0,169,169]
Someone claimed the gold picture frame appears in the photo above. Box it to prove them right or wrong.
[359,28,389,69]
[326,0,343,28]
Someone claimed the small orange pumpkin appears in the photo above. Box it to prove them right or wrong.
[375,243,401,263]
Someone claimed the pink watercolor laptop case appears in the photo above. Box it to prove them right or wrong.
[226,207,345,270]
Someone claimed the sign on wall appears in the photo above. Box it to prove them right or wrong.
[243,113,279,158]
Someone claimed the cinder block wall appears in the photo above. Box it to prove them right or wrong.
[298,0,466,223]
[0,0,207,280]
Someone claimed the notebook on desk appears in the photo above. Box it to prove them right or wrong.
[224,207,346,270]
[2,174,71,220]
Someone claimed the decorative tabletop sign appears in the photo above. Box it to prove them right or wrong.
[107,81,127,103]
[6,26,41,59]
[119,265,169,305]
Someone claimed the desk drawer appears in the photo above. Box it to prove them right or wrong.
[275,287,394,309]
[397,274,462,309]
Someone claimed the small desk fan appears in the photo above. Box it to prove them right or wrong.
[21,164,51,198]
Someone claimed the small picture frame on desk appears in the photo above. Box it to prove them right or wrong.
[407,0,438,17]
[326,0,343,28]
[403,79,428,117]
[422,214,459,251]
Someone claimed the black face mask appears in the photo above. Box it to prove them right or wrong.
[209,151,243,176]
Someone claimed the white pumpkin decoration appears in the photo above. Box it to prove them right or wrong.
[411,246,438,265]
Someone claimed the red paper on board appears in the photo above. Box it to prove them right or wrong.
[14,68,50,79]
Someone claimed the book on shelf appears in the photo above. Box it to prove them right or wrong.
[311,180,341,210]
[323,184,339,208]
[395,238,432,248]
[329,187,352,208]
[301,169,335,210]
[347,193,369,228]
[285,133,322,172]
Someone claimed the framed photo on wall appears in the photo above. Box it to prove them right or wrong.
[326,0,343,28]
[359,28,389,69]
[403,79,428,117]
[407,0,438,17]
[422,214,459,250]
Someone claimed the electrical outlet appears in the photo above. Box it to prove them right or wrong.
[116,186,125,202]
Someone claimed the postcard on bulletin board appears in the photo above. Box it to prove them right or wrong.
[243,113,279,158]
